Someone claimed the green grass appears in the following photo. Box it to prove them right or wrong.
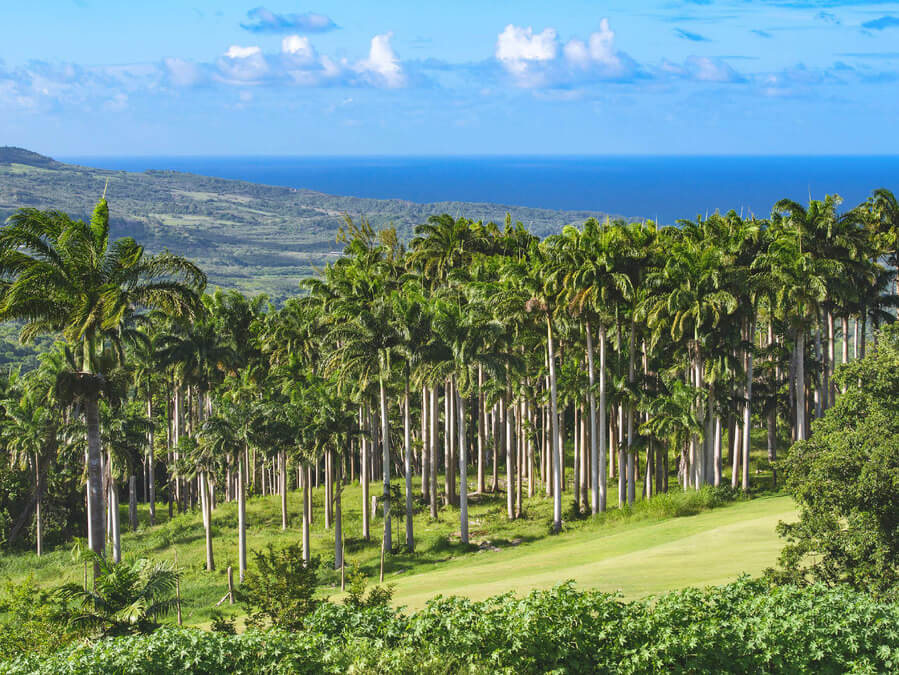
[0,436,793,626]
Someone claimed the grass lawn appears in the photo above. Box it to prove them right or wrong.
[0,437,794,627]
[388,494,794,609]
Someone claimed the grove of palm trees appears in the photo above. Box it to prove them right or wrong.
[3,186,899,672]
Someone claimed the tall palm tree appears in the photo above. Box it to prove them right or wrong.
[0,197,205,565]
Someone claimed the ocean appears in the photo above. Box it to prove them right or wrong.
[60,155,899,226]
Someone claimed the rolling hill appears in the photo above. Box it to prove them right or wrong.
[0,147,623,301]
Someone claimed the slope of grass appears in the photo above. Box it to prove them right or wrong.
[388,494,794,609]
[0,464,793,627]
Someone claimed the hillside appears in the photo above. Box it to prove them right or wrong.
[0,472,791,626]
[0,147,622,301]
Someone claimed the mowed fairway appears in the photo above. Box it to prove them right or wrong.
[390,495,795,609]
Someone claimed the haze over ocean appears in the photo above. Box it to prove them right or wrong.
[62,155,899,226]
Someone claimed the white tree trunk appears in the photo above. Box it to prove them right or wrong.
[379,375,392,553]
[742,338,754,491]
[586,321,599,514]
[361,405,370,540]
[238,450,247,581]
[796,330,807,442]
[302,465,310,563]
[404,376,414,551]
[280,450,288,530]
[546,316,563,533]
[456,384,469,544]
[429,387,438,518]
[477,366,486,494]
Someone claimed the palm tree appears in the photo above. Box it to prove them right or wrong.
[0,197,204,565]
[2,374,56,556]
[57,553,179,637]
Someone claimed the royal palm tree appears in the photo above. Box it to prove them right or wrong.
[0,197,204,565]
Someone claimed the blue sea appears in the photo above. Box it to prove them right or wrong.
[60,155,899,226]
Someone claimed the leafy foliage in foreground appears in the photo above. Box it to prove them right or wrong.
[55,554,179,638]
[6,579,899,674]
[772,323,899,594]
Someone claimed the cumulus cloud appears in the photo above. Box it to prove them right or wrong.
[241,7,337,34]
[356,32,406,88]
[225,45,262,59]
[496,19,636,88]
[218,46,268,83]
[282,35,315,59]
[496,25,558,75]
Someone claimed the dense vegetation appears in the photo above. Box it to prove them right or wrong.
[1,172,899,669]
[772,323,899,593]
[6,579,899,674]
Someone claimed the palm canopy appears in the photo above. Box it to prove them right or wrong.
[0,198,206,370]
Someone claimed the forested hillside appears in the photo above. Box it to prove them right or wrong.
[0,147,620,301]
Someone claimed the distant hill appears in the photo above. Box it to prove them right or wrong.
[0,148,626,300]
[0,146,63,169]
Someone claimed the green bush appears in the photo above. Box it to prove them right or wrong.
[0,576,72,662]
[8,578,899,674]
[240,544,320,631]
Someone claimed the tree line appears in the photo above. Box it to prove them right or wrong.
[1,187,898,584]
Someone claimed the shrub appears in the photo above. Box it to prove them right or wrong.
[240,544,320,631]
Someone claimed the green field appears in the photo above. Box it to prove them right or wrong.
[0,468,794,626]
[390,494,793,609]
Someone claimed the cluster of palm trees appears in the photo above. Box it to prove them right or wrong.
[2,187,898,586]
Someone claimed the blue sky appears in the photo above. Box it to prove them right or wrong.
[3,0,899,155]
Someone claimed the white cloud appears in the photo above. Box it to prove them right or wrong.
[496,25,557,77]
[282,35,315,61]
[497,20,633,88]
[218,46,268,83]
[356,32,406,88]
[564,19,619,70]
[225,45,262,59]
[688,56,740,82]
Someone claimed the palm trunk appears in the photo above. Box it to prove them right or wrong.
[280,451,288,530]
[502,395,513,520]
[598,324,608,513]
[404,375,414,552]
[826,309,835,409]
[325,451,332,530]
[742,331,754,491]
[201,472,214,571]
[334,459,343,570]
[302,465,311,563]
[379,374,392,553]
[456,383,469,544]
[429,386,438,518]
[421,389,429,503]
[128,474,137,531]
[585,321,599,514]
[110,476,121,564]
[361,405,370,540]
[85,395,105,567]
[796,329,807,442]
[34,453,42,557]
[238,449,247,581]
[626,327,636,505]
[546,315,563,533]
[477,366,486,494]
